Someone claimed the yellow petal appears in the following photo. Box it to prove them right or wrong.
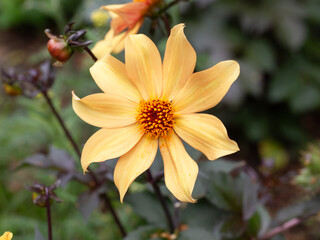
[162,24,196,100]
[92,21,142,59]
[90,54,141,102]
[101,2,147,35]
[72,92,138,128]
[112,21,142,53]
[92,38,112,60]
[125,34,163,100]
[174,60,240,114]
[81,124,143,172]
[114,135,158,203]
[159,133,198,203]
[174,114,239,160]
[0,232,13,240]
[100,4,124,11]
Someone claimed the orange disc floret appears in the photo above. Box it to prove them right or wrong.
[137,99,174,138]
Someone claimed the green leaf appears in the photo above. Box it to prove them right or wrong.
[126,192,169,228]
[219,214,247,239]
[245,40,275,72]
[124,226,161,240]
[274,193,320,224]
[275,15,306,50]
[289,84,320,113]
[196,160,245,197]
[178,228,215,240]
[199,159,245,175]
[206,172,259,220]
[181,199,224,230]
[206,172,241,211]
[247,205,271,237]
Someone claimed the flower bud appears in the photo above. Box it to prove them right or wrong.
[47,38,73,66]
[3,83,22,96]
[32,192,47,207]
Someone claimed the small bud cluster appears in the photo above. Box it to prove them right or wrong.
[27,180,62,208]
[45,22,93,66]
[1,61,55,98]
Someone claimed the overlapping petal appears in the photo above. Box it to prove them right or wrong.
[92,21,142,59]
[159,132,198,203]
[81,124,143,172]
[162,24,196,100]
[114,135,158,202]
[125,34,163,100]
[173,60,240,114]
[90,54,141,102]
[72,92,138,128]
[101,2,147,35]
[174,114,239,160]
[0,232,13,240]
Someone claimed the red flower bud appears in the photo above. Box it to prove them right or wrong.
[47,38,73,66]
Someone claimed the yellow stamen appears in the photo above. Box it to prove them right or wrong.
[137,99,174,138]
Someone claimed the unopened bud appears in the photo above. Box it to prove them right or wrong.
[47,38,73,66]
[32,192,47,207]
[3,83,22,96]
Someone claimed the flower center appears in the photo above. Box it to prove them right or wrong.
[137,99,174,138]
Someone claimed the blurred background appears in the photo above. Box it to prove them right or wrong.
[0,0,320,239]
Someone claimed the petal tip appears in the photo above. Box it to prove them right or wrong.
[81,161,90,174]
[172,23,185,31]
[71,91,80,100]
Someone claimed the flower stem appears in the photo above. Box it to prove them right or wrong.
[259,214,317,240]
[159,0,188,14]
[102,193,127,237]
[161,14,171,37]
[45,188,53,240]
[84,46,98,62]
[146,169,175,233]
[41,90,127,237]
[42,91,81,157]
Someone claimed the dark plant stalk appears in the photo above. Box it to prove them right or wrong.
[42,91,81,157]
[146,169,175,233]
[259,214,317,240]
[41,90,127,237]
[102,193,127,237]
[161,14,171,37]
[159,0,188,14]
[84,46,98,62]
[45,189,53,240]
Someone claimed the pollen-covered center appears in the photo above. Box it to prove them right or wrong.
[137,99,174,138]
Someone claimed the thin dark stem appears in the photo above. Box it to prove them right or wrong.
[159,0,188,14]
[42,91,81,157]
[102,193,127,237]
[45,189,53,240]
[42,90,126,236]
[161,14,171,37]
[146,169,175,233]
[84,46,98,62]
[42,91,99,185]
[259,213,318,240]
